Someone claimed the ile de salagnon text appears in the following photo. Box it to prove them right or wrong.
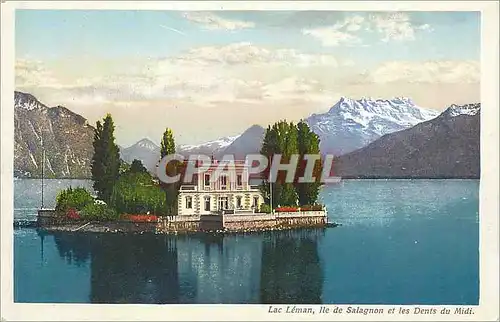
[268,305,474,316]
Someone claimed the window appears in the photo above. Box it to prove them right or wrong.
[236,196,242,209]
[220,175,227,190]
[253,196,259,208]
[218,197,228,210]
[237,174,242,186]
[204,196,211,211]
[185,196,193,209]
[204,174,210,186]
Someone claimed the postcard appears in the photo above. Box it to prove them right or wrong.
[1,1,498,321]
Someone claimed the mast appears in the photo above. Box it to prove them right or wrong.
[269,171,273,213]
[41,133,45,209]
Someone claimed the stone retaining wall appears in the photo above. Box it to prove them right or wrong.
[157,215,201,233]
[38,209,328,233]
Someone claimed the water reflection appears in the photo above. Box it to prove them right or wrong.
[260,229,324,304]
[41,229,325,304]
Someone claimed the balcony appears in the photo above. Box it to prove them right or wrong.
[180,185,197,191]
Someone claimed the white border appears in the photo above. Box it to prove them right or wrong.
[1,1,499,321]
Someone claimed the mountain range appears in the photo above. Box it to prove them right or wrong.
[334,103,480,178]
[305,97,440,155]
[13,91,480,178]
[14,91,94,178]
[120,124,266,173]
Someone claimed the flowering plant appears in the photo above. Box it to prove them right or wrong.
[275,206,299,212]
[66,208,81,220]
[120,214,159,222]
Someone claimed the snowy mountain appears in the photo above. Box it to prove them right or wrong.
[305,97,440,156]
[121,134,243,172]
[178,135,240,157]
[441,103,480,118]
[14,91,94,178]
[15,91,48,111]
[334,103,480,178]
[120,138,161,173]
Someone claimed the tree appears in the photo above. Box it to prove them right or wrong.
[160,128,175,158]
[296,121,322,206]
[110,172,166,216]
[260,120,299,208]
[129,159,148,174]
[159,128,180,216]
[91,114,120,203]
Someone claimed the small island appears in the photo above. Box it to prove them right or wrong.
[37,115,330,234]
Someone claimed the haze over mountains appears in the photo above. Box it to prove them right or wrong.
[13,91,480,178]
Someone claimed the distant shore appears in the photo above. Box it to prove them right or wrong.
[15,176,480,180]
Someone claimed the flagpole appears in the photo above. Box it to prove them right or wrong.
[41,133,45,209]
[269,171,273,213]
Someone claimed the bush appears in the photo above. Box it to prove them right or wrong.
[110,172,167,215]
[81,203,118,221]
[258,204,272,213]
[55,187,94,214]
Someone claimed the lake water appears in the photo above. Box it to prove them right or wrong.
[13,179,479,304]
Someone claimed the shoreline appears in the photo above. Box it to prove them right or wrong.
[22,221,338,235]
[15,176,480,182]
[35,210,331,234]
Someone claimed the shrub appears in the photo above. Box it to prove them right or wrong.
[55,187,94,214]
[258,204,272,213]
[81,202,118,221]
[110,172,167,215]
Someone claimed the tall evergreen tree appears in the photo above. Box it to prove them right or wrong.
[160,128,175,158]
[296,121,322,206]
[91,114,120,203]
[159,128,180,216]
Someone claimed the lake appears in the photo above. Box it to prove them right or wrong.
[13,179,479,304]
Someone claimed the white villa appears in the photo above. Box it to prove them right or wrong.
[177,160,264,216]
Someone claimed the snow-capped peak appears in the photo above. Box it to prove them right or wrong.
[15,91,47,111]
[305,96,440,155]
[326,97,438,128]
[179,135,241,152]
[134,138,159,151]
[444,103,480,117]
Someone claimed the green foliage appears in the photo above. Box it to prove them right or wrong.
[296,120,322,206]
[81,202,118,221]
[160,128,176,158]
[159,128,180,216]
[260,120,321,207]
[91,114,120,203]
[119,159,131,175]
[258,203,272,214]
[55,187,94,213]
[110,172,167,215]
[129,159,148,174]
[260,120,299,207]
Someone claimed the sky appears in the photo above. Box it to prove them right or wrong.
[15,10,481,147]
